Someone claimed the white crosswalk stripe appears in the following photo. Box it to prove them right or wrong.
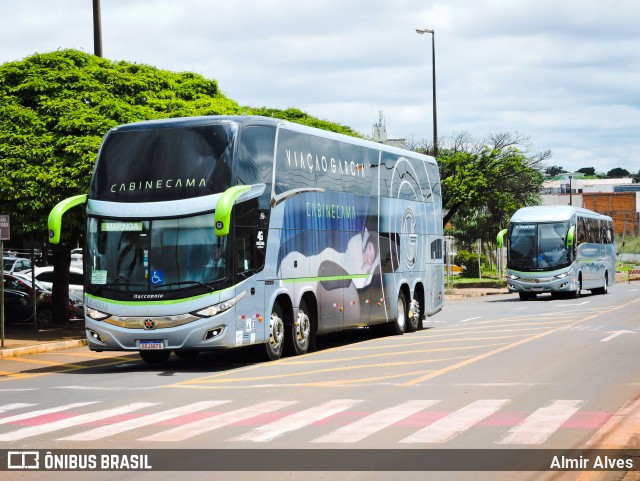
[399,399,511,444]
[141,400,298,442]
[496,400,586,445]
[230,399,362,443]
[0,402,153,442]
[312,400,440,443]
[0,403,37,413]
[0,398,592,445]
[58,401,228,442]
[0,402,99,427]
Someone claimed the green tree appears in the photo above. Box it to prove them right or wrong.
[577,167,596,176]
[0,49,355,322]
[545,165,566,177]
[409,131,547,228]
[606,167,630,178]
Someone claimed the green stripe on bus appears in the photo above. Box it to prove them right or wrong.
[282,274,369,283]
[85,286,234,306]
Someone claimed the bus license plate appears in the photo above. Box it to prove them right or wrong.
[139,341,164,350]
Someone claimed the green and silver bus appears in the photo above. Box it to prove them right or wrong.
[49,116,444,362]
[497,205,615,300]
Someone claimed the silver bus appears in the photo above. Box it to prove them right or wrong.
[497,205,615,300]
[49,116,444,362]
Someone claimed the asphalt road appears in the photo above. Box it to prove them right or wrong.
[1,285,639,481]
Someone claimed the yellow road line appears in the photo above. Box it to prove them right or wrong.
[172,355,474,386]
[400,297,638,387]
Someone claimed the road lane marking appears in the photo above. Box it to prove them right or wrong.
[400,297,639,387]
[399,399,511,444]
[0,402,153,441]
[600,330,637,342]
[173,356,474,387]
[58,401,227,441]
[0,403,35,413]
[230,399,361,442]
[0,402,99,426]
[312,400,440,443]
[460,316,482,323]
[141,400,298,442]
[496,400,585,445]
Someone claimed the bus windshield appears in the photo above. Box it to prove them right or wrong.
[87,213,228,293]
[508,221,570,271]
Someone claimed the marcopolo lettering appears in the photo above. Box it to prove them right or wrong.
[111,178,207,193]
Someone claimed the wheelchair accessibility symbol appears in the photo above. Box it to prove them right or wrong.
[151,270,164,285]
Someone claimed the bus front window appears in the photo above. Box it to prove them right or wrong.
[87,213,228,292]
[508,222,569,271]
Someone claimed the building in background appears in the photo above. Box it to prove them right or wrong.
[542,174,639,236]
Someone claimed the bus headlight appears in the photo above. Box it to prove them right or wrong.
[85,306,110,321]
[507,274,520,280]
[192,290,247,318]
[554,272,570,279]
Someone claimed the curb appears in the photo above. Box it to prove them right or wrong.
[0,339,87,359]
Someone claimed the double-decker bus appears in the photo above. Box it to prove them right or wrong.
[49,116,444,363]
[497,205,615,300]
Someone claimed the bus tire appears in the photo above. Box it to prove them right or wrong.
[174,350,200,360]
[593,272,609,295]
[139,350,171,364]
[406,297,421,333]
[387,291,407,336]
[285,298,313,356]
[262,302,285,361]
[519,292,536,301]
[570,275,582,298]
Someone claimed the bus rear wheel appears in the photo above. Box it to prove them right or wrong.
[406,297,421,332]
[285,299,313,356]
[387,291,407,336]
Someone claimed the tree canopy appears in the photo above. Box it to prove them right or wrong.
[0,49,359,321]
[0,49,359,243]
[408,132,547,232]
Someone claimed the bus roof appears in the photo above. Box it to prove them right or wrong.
[511,205,612,223]
[108,115,436,164]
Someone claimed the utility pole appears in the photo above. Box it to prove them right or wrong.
[93,0,103,57]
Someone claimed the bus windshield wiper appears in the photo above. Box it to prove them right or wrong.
[152,280,214,291]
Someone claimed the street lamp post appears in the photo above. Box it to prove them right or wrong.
[416,28,438,157]
[93,0,103,57]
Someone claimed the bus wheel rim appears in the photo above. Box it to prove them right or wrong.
[270,313,284,349]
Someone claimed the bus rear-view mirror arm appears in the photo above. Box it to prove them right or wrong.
[48,194,88,244]
[496,229,508,248]
[214,184,266,237]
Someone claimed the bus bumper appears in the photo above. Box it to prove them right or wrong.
[506,274,577,295]
[84,311,262,352]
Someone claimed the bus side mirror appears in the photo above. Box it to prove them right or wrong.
[566,226,575,248]
[496,229,508,248]
[214,186,251,236]
[48,194,88,244]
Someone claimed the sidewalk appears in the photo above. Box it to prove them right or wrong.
[0,319,87,358]
[0,288,510,359]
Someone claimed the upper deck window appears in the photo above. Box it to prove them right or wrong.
[90,123,236,202]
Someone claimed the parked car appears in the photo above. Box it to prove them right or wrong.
[2,256,32,274]
[22,266,84,298]
[2,273,83,323]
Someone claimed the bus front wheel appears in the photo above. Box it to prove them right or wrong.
[139,350,171,364]
[262,302,285,361]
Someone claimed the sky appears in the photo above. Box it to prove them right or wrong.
[1,0,639,174]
